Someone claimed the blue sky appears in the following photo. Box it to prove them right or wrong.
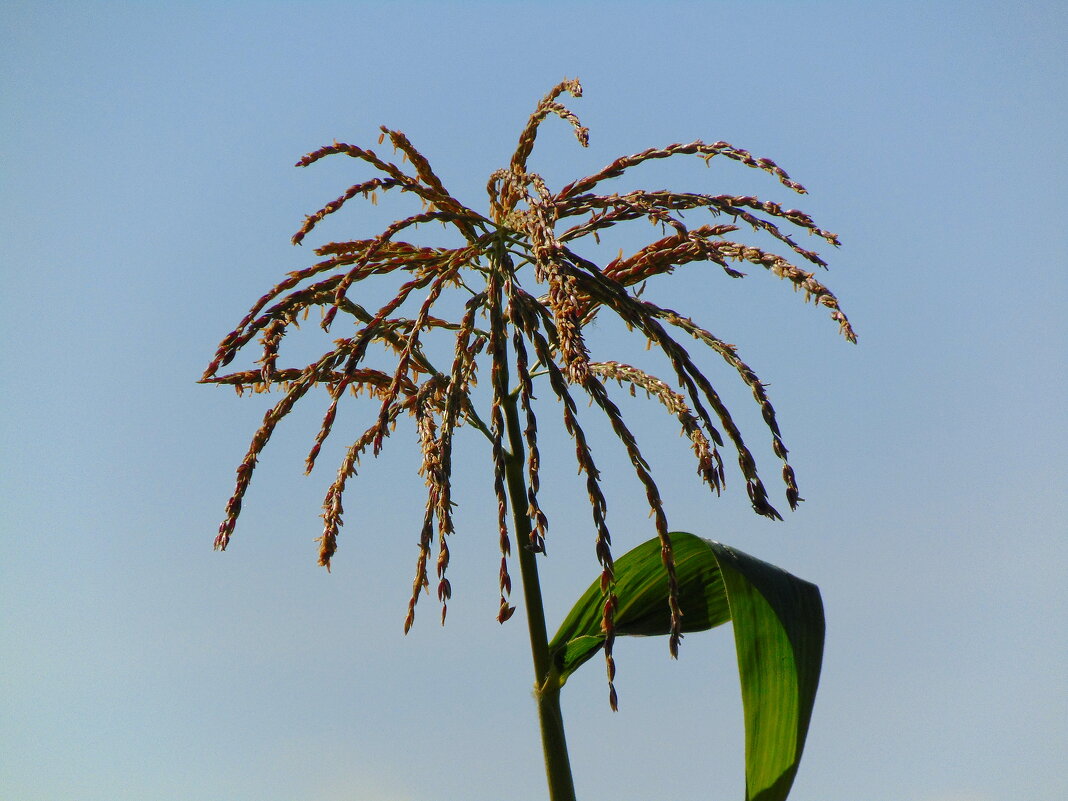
[2,2,1065,800]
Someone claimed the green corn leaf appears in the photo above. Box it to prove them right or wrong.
[547,532,824,801]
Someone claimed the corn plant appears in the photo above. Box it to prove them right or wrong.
[202,79,854,801]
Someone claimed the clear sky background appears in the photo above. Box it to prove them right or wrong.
[2,2,1065,800]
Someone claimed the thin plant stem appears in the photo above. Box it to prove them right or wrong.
[502,369,577,801]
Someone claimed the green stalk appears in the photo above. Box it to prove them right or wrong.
[502,387,577,801]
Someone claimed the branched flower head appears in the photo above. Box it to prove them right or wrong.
[202,79,853,708]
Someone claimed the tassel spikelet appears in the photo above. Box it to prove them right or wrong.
[202,79,853,706]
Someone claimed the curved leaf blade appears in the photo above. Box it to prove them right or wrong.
[549,533,731,680]
[547,532,824,801]
[708,541,824,801]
